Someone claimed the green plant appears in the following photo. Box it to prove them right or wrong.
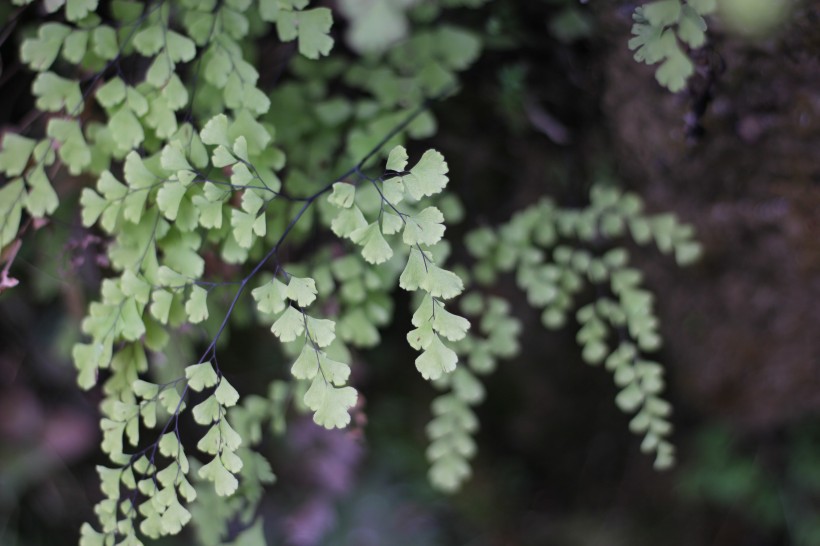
[0,1,701,544]
[681,425,820,546]
[629,0,716,92]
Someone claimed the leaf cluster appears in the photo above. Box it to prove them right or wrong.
[0,1,705,543]
[629,0,716,92]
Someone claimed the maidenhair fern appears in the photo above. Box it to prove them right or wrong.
[0,1,702,544]
[464,184,701,471]
[629,0,716,92]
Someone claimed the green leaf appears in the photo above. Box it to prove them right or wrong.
[46,118,91,174]
[404,150,448,200]
[678,5,707,47]
[675,241,702,266]
[198,456,238,496]
[436,26,481,70]
[270,305,305,342]
[194,195,223,229]
[232,162,254,187]
[319,353,350,386]
[399,248,428,292]
[126,86,149,116]
[119,297,146,341]
[328,182,355,208]
[204,46,230,87]
[291,343,320,380]
[382,178,404,205]
[251,278,288,315]
[382,211,404,235]
[185,362,218,392]
[215,377,240,407]
[582,340,608,365]
[185,285,209,323]
[285,276,317,307]
[161,141,192,172]
[429,454,471,493]
[655,38,693,92]
[338,307,380,347]
[629,217,653,244]
[157,182,187,221]
[615,383,644,412]
[160,494,191,535]
[80,524,106,546]
[232,136,249,162]
[240,84,271,116]
[306,315,335,347]
[0,134,36,177]
[315,97,352,126]
[62,29,88,64]
[133,379,159,400]
[421,262,463,300]
[149,289,173,324]
[108,106,145,151]
[331,255,362,281]
[407,321,435,351]
[230,109,272,153]
[33,72,83,113]
[193,394,221,425]
[72,340,111,389]
[97,170,127,200]
[21,23,71,71]
[24,166,59,218]
[432,303,470,342]
[452,368,485,403]
[331,205,368,239]
[687,0,716,14]
[92,25,118,60]
[166,31,196,63]
[79,188,106,227]
[230,208,264,248]
[96,77,126,108]
[386,145,408,172]
[97,465,121,499]
[146,54,172,87]
[201,114,230,147]
[403,206,445,246]
[642,0,681,26]
[412,296,434,327]
[350,222,393,264]
[197,424,221,454]
[66,0,99,21]
[100,418,125,457]
[339,0,408,55]
[158,433,180,459]
[133,24,163,56]
[415,334,458,380]
[303,377,357,429]
[276,8,334,60]
[162,73,189,110]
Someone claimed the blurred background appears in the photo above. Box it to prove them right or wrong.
[2,1,820,545]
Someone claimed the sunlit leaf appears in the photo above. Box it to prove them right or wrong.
[0,134,36,177]
[415,333,458,380]
[185,285,209,323]
[403,206,445,246]
[403,149,448,200]
[185,363,218,392]
[303,377,357,429]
